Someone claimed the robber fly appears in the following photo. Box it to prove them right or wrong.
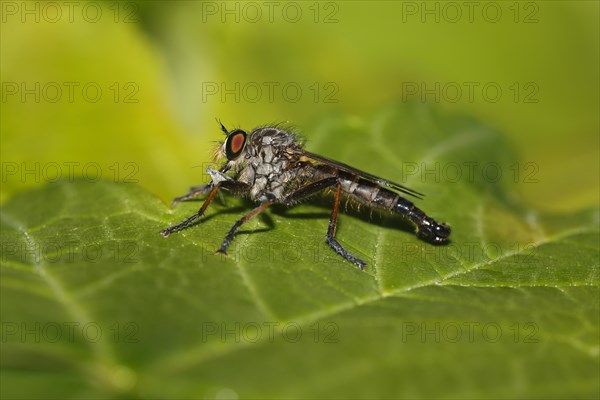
[161,122,451,269]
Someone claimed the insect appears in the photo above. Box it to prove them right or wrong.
[161,121,451,269]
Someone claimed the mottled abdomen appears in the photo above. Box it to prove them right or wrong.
[337,171,451,244]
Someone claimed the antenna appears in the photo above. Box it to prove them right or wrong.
[215,118,228,135]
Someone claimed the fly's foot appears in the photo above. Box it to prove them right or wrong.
[348,256,367,270]
[161,224,185,237]
[170,197,186,208]
[355,259,367,270]
[214,248,229,257]
[326,237,367,270]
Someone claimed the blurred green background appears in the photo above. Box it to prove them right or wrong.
[1,0,598,210]
[1,1,599,399]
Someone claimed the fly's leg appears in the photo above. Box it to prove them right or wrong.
[326,183,367,270]
[170,184,213,207]
[216,177,344,256]
[170,166,233,207]
[161,184,221,237]
[161,181,251,237]
[215,201,272,256]
[281,177,366,269]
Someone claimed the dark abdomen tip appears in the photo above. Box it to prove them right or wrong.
[417,219,451,245]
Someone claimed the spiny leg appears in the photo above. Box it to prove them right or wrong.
[170,164,234,207]
[326,183,367,270]
[170,163,234,207]
[170,184,213,207]
[161,184,222,237]
[281,177,366,269]
[162,180,252,237]
[216,201,272,256]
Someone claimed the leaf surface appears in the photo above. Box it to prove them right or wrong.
[1,103,598,399]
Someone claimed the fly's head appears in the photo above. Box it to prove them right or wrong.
[213,121,251,173]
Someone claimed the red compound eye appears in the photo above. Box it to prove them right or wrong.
[225,130,247,160]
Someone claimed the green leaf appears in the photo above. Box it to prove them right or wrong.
[1,103,598,399]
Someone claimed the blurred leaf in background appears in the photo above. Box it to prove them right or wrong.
[1,0,598,399]
[1,1,598,210]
